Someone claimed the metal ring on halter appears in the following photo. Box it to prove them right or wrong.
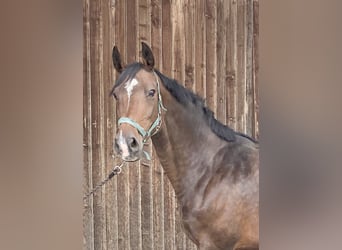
[113,165,122,174]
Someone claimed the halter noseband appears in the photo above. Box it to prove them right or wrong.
[117,71,167,160]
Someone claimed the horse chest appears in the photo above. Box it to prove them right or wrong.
[180,200,239,249]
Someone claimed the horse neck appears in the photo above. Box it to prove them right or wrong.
[151,84,226,201]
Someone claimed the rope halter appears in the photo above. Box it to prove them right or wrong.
[117,71,167,160]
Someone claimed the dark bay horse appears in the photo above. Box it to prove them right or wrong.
[111,42,259,250]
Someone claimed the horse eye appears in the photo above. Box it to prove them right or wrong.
[113,93,118,100]
[148,89,156,97]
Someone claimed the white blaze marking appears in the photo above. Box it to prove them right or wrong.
[124,78,139,107]
[118,130,129,158]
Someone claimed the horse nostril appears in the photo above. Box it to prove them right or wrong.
[128,137,138,150]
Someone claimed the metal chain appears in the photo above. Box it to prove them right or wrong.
[83,161,125,201]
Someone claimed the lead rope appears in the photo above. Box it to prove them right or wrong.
[83,161,125,201]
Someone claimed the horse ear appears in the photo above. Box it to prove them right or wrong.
[141,42,154,70]
[112,46,123,73]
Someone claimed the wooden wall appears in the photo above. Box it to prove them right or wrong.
[83,0,259,249]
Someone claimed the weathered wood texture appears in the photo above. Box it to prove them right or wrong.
[83,0,259,249]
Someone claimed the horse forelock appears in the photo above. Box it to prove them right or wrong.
[110,62,144,95]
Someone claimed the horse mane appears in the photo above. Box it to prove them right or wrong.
[111,62,257,143]
[154,70,239,142]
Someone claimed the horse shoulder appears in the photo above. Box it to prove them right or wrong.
[181,141,259,249]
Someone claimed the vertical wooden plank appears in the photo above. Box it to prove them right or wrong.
[245,0,254,135]
[83,0,94,249]
[139,0,151,43]
[97,0,108,244]
[89,3,100,250]
[205,0,217,112]
[184,0,195,90]
[161,1,176,249]
[127,0,138,63]
[126,1,142,248]
[171,1,185,249]
[114,1,131,250]
[194,0,206,106]
[128,158,142,250]
[162,0,172,75]
[151,0,162,67]
[89,0,108,249]
[108,1,117,250]
[152,159,164,250]
[236,0,247,133]
[96,6,107,248]
[138,1,154,250]
[226,0,238,130]
[151,1,164,249]
[172,0,185,84]
[216,0,228,123]
[163,184,176,250]
[104,0,118,249]
[252,0,259,139]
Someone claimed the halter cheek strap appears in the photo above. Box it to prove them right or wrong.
[117,71,167,161]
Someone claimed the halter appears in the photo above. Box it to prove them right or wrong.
[117,71,167,160]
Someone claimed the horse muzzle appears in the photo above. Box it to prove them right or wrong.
[114,129,142,162]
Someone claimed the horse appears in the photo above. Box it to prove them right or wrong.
[111,42,259,250]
